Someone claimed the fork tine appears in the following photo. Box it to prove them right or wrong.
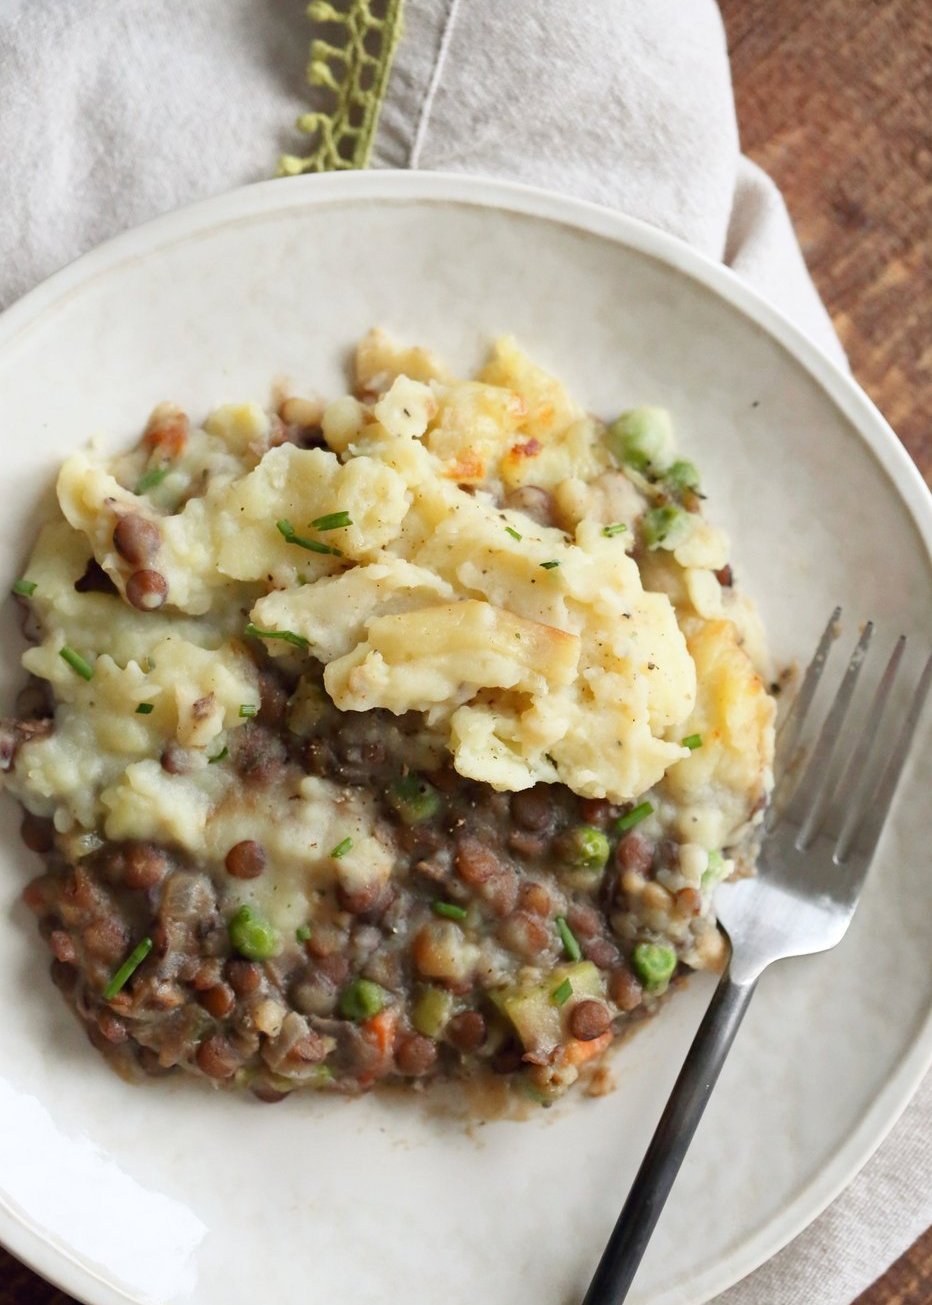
[767,607,841,827]
[792,621,873,845]
[832,635,905,860]
[838,650,932,865]
[776,606,841,748]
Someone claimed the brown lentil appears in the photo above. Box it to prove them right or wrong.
[517,881,551,916]
[566,902,602,938]
[315,953,350,987]
[82,916,129,963]
[509,787,554,832]
[225,958,262,996]
[97,1010,129,1044]
[579,798,618,828]
[192,958,223,991]
[446,1010,487,1053]
[196,1034,240,1079]
[224,840,266,880]
[126,569,168,611]
[113,514,161,565]
[507,828,548,858]
[20,813,54,854]
[123,843,170,890]
[200,983,235,1019]
[497,911,551,959]
[395,1035,437,1076]
[455,838,517,915]
[584,937,622,969]
[609,968,644,1012]
[569,999,612,1041]
[337,879,386,916]
[49,929,77,964]
[616,831,654,875]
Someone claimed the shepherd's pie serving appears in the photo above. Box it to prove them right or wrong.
[2,332,774,1102]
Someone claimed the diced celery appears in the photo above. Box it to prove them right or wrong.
[412,985,454,1038]
[497,961,605,1052]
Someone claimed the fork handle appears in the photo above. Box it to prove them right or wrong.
[582,967,758,1305]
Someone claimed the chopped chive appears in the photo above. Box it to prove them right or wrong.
[330,836,353,859]
[295,924,312,942]
[540,560,560,570]
[135,702,155,715]
[555,915,582,962]
[602,523,628,538]
[59,646,94,681]
[682,733,703,750]
[616,801,654,833]
[551,977,573,1006]
[103,936,153,1001]
[432,900,468,922]
[310,510,352,531]
[505,526,522,541]
[12,579,37,597]
[239,703,258,718]
[136,467,169,495]
[276,519,342,556]
[208,745,229,764]
[244,622,309,650]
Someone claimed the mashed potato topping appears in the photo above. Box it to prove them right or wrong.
[3,331,775,1102]
[43,334,768,827]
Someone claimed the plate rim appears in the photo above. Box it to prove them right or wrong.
[0,168,928,1305]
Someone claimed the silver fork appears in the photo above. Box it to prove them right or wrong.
[582,611,932,1305]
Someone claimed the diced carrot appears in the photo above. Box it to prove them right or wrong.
[362,1008,398,1059]
[144,409,189,459]
[510,438,541,458]
[561,1030,613,1067]
[443,450,485,482]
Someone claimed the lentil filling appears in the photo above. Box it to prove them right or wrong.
[7,655,735,1104]
[1,331,775,1105]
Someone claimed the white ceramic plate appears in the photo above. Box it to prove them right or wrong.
[0,173,929,1305]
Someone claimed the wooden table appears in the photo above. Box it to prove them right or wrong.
[723,5,932,1300]
[2,2,929,1302]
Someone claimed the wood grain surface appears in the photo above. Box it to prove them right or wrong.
[721,9,931,1297]
[722,0,931,483]
[2,2,929,1303]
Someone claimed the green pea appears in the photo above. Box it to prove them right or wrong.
[561,824,610,876]
[387,775,441,825]
[339,977,387,1022]
[642,504,689,550]
[631,942,678,991]
[228,904,281,961]
[666,459,700,494]
[607,407,675,474]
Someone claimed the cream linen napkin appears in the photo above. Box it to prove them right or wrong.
[0,2,926,1302]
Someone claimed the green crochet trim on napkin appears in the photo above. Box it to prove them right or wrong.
[279,0,404,175]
